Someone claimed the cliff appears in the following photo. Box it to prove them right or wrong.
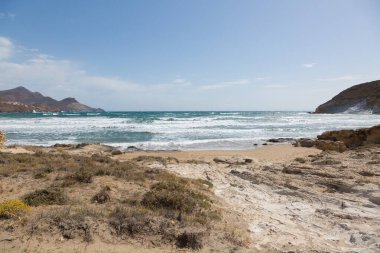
[315,80,380,114]
[0,86,104,113]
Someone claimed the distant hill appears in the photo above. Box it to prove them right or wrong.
[0,86,104,112]
[315,80,380,114]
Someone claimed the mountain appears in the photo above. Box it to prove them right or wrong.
[315,80,380,114]
[0,86,104,112]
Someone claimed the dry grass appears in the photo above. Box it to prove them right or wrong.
[0,150,236,250]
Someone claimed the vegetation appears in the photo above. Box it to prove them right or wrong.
[0,199,30,219]
[0,149,238,250]
[91,186,111,204]
[23,187,67,206]
[142,179,211,213]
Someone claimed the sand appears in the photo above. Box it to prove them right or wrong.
[118,144,322,163]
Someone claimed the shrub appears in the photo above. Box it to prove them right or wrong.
[61,170,93,187]
[91,186,111,204]
[23,188,67,206]
[0,199,31,219]
[109,206,152,237]
[176,231,204,250]
[141,180,211,213]
[40,207,97,242]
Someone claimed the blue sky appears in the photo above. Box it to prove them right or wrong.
[0,0,379,111]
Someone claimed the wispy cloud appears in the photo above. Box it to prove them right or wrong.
[319,75,359,82]
[263,84,286,88]
[303,63,316,68]
[0,36,142,99]
[254,77,269,81]
[173,78,187,84]
[0,13,16,20]
[200,79,250,90]
[0,36,12,59]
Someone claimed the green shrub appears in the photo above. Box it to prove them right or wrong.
[23,188,67,206]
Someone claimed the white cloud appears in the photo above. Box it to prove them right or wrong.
[263,84,286,88]
[200,79,250,90]
[0,36,13,60]
[0,36,143,103]
[173,78,186,84]
[303,63,316,68]
[319,75,359,82]
[255,77,267,81]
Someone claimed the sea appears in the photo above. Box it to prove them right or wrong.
[0,111,379,150]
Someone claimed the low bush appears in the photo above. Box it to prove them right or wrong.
[23,187,67,206]
[109,206,152,237]
[176,231,204,250]
[0,199,31,219]
[141,180,211,213]
[91,186,111,204]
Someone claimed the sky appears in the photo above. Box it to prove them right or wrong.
[0,0,379,111]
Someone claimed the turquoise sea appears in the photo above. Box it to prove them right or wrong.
[0,111,379,150]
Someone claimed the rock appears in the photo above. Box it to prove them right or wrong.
[294,157,306,163]
[126,146,142,152]
[213,157,252,165]
[368,194,380,205]
[0,131,5,146]
[294,138,315,148]
[311,158,342,165]
[317,125,380,148]
[315,140,347,152]
[314,80,380,114]
[111,150,123,155]
[267,138,294,143]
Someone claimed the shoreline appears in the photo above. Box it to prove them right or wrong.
[0,143,321,163]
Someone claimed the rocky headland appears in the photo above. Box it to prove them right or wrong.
[0,86,104,113]
[315,80,380,114]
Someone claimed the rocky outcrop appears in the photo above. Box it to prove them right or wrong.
[0,86,104,113]
[294,125,380,152]
[317,125,380,148]
[315,80,380,114]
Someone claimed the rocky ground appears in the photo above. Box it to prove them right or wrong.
[144,145,380,252]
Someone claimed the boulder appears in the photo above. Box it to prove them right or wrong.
[294,138,315,148]
[111,150,123,156]
[315,140,347,153]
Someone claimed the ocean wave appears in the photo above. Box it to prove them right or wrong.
[1,111,380,149]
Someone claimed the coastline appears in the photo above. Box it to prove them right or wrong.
[0,143,322,163]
